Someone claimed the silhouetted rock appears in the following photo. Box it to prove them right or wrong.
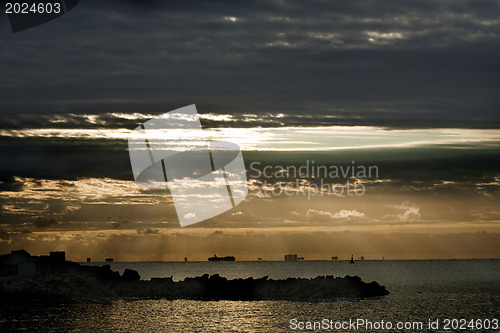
[122,269,140,282]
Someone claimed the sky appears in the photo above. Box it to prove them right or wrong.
[1,0,499,127]
[0,0,499,261]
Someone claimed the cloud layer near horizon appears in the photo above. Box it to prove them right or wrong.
[2,229,500,261]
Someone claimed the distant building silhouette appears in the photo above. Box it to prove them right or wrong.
[0,250,69,276]
[284,254,298,261]
[3,250,36,276]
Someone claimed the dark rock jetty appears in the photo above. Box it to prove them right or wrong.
[0,250,389,302]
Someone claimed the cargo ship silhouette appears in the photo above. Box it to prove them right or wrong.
[208,255,235,262]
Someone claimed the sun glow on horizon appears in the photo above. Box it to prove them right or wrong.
[1,126,499,151]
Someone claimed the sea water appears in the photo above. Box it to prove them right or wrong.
[1,260,499,332]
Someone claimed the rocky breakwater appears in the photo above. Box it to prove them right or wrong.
[138,274,389,300]
[1,270,388,302]
[0,251,388,302]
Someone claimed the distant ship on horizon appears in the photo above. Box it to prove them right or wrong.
[208,255,235,262]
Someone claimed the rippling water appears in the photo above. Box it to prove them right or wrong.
[1,260,499,332]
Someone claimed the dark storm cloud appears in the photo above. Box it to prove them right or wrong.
[0,230,10,241]
[0,176,24,192]
[0,0,499,128]
[33,216,58,228]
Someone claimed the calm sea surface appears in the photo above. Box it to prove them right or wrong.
[1,260,499,332]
